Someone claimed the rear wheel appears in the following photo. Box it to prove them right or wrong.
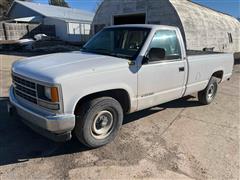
[74,97,123,148]
[198,77,218,105]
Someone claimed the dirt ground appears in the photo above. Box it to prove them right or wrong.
[0,52,36,97]
[0,53,239,180]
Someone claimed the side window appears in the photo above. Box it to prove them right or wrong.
[149,30,182,61]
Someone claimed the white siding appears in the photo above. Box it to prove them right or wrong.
[44,17,91,42]
[44,17,68,41]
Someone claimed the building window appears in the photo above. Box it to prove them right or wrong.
[81,24,91,35]
[68,23,91,35]
[228,33,233,43]
[68,23,80,34]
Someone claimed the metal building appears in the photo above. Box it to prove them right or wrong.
[7,0,94,42]
[92,0,240,55]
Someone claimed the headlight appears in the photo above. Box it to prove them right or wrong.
[37,85,61,111]
[44,87,52,100]
[37,85,59,102]
[44,86,59,102]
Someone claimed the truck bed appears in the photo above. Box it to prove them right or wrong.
[187,50,223,56]
[184,51,233,96]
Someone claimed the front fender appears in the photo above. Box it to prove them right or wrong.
[62,81,137,115]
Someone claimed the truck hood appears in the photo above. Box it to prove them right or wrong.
[12,52,129,83]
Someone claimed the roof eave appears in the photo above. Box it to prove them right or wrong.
[6,0,16,17]
[8,0,46,18]
[49,16,93,23]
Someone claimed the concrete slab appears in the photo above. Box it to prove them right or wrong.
[0,54,239,179]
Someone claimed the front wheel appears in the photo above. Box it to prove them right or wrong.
[198,77,218,105]
[74,97,123,148]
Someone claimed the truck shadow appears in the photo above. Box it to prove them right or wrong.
[124,95,200,124]
[0,96,202,166]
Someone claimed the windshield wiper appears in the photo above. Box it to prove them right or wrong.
[82,48,111,55]
[112,53,132,59]
[82,48,109,52]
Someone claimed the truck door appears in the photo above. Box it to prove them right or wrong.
[137,29,187,110]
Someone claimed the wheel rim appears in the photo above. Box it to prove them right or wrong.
[207,84,216,100]
[91,110,114,139]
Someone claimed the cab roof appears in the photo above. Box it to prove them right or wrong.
[107,24,179,31]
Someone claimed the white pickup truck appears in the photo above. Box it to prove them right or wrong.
[9,25,234,148]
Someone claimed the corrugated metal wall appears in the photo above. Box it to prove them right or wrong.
[92,0,240,53]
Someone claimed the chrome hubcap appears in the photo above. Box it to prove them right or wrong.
[207,84,215,100]
[91,110,114,139]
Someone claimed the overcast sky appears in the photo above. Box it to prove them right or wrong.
[34,0,240,18]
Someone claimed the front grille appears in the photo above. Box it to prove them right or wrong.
[12,74,37,104]
[15,83,36,97]
[12,75,36,89]
[15,90,37,104]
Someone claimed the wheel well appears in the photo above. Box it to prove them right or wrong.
[212,70,223,82]
[74,89,131,115]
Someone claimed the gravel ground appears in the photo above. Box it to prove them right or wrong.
[0,54,239,179]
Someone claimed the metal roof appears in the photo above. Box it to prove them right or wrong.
[186,0,236,19]
[9,0,94,21]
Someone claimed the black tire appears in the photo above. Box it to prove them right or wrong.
[74,97,123,148]
[198,77,218,105]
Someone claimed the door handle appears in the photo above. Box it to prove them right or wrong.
[179,67,185,72]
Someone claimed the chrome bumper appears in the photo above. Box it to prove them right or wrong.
[9,86,75,142]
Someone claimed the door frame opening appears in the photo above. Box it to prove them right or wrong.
[113,13,146,25]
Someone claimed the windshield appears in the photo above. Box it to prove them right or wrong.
[82,27,150,60]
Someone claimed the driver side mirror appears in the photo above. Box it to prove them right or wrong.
[148,48,166,62]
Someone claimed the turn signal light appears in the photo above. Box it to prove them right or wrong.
[51,87,59,102]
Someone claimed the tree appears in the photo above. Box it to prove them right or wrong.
[49,0,69,8]
[0,0,32,20]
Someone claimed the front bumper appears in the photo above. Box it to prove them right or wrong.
[9,86,75,142]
